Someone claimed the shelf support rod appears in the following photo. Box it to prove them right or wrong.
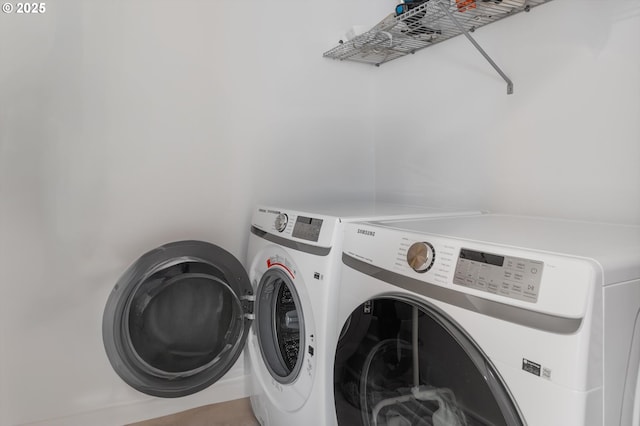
[437,0,514,94]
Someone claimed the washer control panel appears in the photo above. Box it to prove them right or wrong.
[453,248,544,303]
[291,215,323,242]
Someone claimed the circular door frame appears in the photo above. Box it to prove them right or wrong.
[102,240,253,398]
[335,293,525,426]
[254,267,306,384]
[246,246,316,412]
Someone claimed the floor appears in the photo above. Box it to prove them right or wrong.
[128,398,259,426]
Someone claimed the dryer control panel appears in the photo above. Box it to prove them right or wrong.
[453,248,544,303]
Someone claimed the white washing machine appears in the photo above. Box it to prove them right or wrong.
[102,202,480,426]
[333,214,640,426]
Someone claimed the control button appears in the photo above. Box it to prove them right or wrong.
[406,242,435,273]
[487,282,499,293]
[274,213,288,232]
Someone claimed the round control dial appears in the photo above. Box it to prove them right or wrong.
[274,213,288,232]
[406,242,435,273]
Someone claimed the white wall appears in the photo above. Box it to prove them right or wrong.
[0,1,382,424]
[373,0,640,224]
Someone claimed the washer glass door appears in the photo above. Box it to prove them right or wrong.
[102,240,253,398]
[334,297,523,426]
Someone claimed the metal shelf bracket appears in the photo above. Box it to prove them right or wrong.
[437,0,514,94]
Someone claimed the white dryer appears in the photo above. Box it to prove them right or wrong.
[102,202,480,425]
[334,214,640,426]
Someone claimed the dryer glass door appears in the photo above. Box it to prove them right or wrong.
[102,240,253,398]
[334,297,523,426]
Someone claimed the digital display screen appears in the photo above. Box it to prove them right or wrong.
[459,248,504,267]
[292,216,323,242]
[454,248,543,303]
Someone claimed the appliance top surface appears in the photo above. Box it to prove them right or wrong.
[259,201,480,221]
[373,214,640,281]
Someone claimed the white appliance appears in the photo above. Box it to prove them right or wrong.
[333,214,640,426]
[101,202,481,426]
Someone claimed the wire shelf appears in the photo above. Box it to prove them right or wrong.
[323,0,552,67]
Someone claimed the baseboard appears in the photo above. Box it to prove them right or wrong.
[23,375,252,426]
